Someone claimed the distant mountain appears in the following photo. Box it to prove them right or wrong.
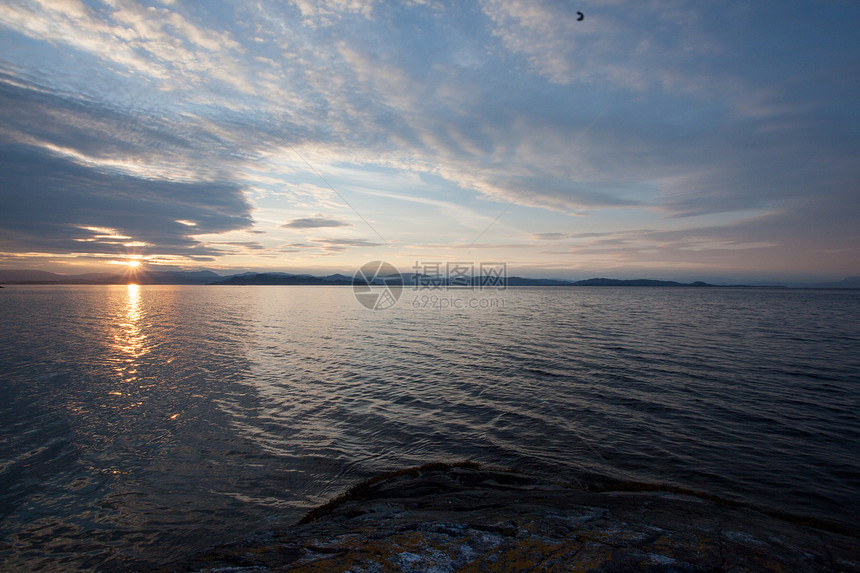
[398,274,572,287]
[323,273,353,282]
[134,270,222,284]
[2,268,857,288]
[805,276,860,289]
[70,272,124,282]
[484,277,576,286]
[569,278,713,287]
[402,275,715,287]
[0,269,67,282]
[0,269,726,287]
[210,273,351,285]
[0,269,222,284]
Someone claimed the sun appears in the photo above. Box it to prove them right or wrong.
[118,258,144,284]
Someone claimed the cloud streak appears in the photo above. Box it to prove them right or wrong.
[282,217,352,229]
[0,139,252,257]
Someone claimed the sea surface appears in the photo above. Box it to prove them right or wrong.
[0,285,858,570]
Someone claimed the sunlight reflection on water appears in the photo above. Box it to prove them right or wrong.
[112,283,146,384]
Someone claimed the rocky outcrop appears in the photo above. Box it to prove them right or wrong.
[169,463,858,572]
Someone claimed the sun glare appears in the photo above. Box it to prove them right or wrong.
[118,258,143,285]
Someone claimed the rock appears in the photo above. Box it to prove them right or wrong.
[167,463,859,572]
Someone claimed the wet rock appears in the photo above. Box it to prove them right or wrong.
[167,463,859,572]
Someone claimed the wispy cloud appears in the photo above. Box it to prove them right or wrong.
[313,238,385,247]
[0,136,252,257]
[282,217,352,229]
[289,0,377,28]
[531,233,568,241]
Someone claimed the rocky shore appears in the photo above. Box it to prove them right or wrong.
[168,463,858,572]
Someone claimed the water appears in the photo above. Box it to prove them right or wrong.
[0,285,858,570]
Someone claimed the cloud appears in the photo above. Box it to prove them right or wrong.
[0,3,697,219]
[206,241,266,251]
[528,198,860,279]
[313,238,385,247]
[0,72,256,183]
[282,217,352,229]
[479,0,719,91]
[0,139,252,257]
[289,0,377,27]
[532,233,567,240]
[0,71,257,262]
[480,0,598,86]
[0,0,253,94]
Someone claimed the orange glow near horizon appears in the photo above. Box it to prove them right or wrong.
[118,258,143,284]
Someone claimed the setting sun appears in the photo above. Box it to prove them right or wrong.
[126,260,141,268]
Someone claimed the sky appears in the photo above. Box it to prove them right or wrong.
[0,0,858,282]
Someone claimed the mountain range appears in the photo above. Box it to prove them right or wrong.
[1,269,859,288]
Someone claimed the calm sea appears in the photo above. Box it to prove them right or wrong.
[0,285,858,570]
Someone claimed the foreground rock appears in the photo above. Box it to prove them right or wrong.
[169,463,858,572]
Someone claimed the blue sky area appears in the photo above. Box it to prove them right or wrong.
[1,0,858,282]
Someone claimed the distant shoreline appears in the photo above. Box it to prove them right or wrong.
[0,282,801,287]
[5,281,860,289]
[1,269,858,289]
